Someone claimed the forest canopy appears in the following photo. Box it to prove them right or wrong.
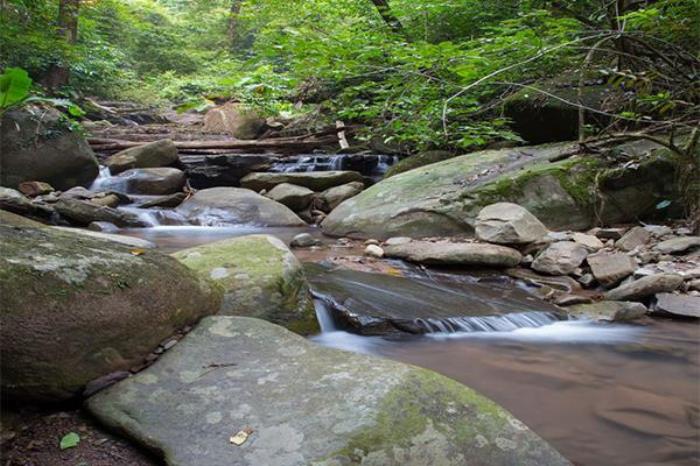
[1,0,698,151]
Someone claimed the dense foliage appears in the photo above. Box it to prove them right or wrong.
[1,0,698,151]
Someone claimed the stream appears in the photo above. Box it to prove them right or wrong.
[92,155,700,466]
[120,225,700,466]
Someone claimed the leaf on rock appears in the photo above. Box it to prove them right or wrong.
[130,248,146,256]
[229,427,254,446]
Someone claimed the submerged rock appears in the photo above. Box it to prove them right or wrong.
[0,225,221,402]
[241,171,364,192]
[383,239,522,267]
[321,140,680,239]
[86,316,570,466]
[105,139,179,175]
[0,106,99,190]
[306,265,563,335]
[475,202,548,244]
[175,187,305,227]
[173,235,317,334]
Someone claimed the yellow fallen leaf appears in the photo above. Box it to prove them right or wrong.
[385,267,403,277]
[229,427,254,446]
[130,248,145,256]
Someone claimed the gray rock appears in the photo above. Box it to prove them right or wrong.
[88,221,119,233]
[475,202,548,245]
[0,209,46,227]
[89,193,120,208]
[317,181,365,212]
[241,171,364,192]
[643,224,673,238]
[105,139,179,175]
[264,183,315,211]
[86,316,571,466]
[0,225,221,402]
[605,273,684,301]
[289,233,321,248]
[594,227,627,240]
[202,102,265,139]
[364,244,384,258]
[532,241,589,275]
[18,181,54,197]
[0,106,99,190]
[114,167,186,195]
[0,187,35,215]
[572,232,604,251]
[652,293,700,318]
[172,235,317,334]
[51,227,157,249]
[54,198,147,228]
[139,192,187,208]
[384,239,522,267]
[567,301,647,321]
[175,187,305,227]
[615,226,651,251]
[654,236,700,254]
[578,273,595,287]
[586,253,636,287]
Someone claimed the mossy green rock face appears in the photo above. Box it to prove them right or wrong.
[322,141,680,240]
[0,106,99,190]
[87,316,570,466]
[172,235,318,334]
[0,225,222,403]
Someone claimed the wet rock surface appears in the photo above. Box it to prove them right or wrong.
[241,170,364,192]
[383,238,522,267]
[86,316,570,466]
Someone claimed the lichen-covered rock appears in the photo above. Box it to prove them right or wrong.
[172,235,317,334]
[86,316,571,466]
[175,187,305,227]
[241,171,364,192]
[321,140,681,240]
[0,106,99,190]
[475,202,548,244]
[0,225,221,402]
[105,139,179,175]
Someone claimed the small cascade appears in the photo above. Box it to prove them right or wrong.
[371,155,399,178]
[314,300,339,332]
[90,165,119,192]
[269,153,397,178]
[414,311,563,334]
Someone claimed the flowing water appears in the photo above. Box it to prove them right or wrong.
[99,190,699,466]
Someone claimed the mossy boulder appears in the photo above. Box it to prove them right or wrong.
[0,106,99,190]
[86,316,570,466]
[172,235,317,334]
[384,150,455,178]
[0,225,222,403]
[321,140,681,240]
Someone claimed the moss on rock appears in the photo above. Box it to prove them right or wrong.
[172,235,318,334]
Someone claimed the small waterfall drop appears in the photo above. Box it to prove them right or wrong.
[413,311,563,334]
[314,300,339,332]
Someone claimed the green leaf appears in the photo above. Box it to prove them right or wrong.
[59,432,80,450]
[0,67,32,109]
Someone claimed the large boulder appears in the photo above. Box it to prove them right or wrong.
[173,235,317,334]
[202,102,266,140]
[105,139,179,175]
[111,167,186,195]
[321,140,682,239]
[0,225,221,402]
[475,202,548,244]
[264,183,315,211]
[241,171,364,192]
[606,274,684,301]
[383,238,522,267]
[0,106,99,191]
[175,187,305,227]
[87,316,570,466]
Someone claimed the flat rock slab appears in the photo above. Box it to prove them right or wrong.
[86,316,570,466]
[654,236,700,254]
[241,171,364,192]
[652,293,700,318]
[567,301,647,322]
[532,241,589,276]
[586,253,636,287]
[605,273,683,301]
[306,265,563,334]
[383,239,522,267]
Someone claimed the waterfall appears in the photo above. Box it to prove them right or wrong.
[412,311,563,334]
[314,300,339,332]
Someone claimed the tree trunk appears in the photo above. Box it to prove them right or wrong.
[369,0,404,35]
[228,0,242,50]
[44,0,80,89]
